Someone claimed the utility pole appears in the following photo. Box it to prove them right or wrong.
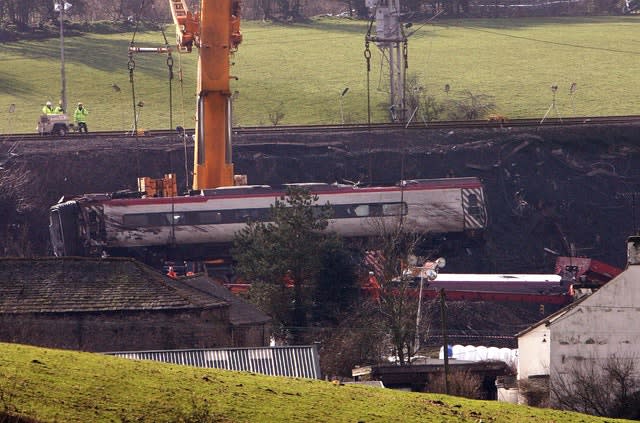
[365,0,407,123]
[57,2,72,112]
[414,258,446,353]
[440,288,450,395]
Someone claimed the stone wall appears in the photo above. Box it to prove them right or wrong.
[0,307,234,352]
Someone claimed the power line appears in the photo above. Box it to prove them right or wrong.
[435,22,640,56]
[240,22,640,56]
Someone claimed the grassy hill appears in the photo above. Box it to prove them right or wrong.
[0,342,632,422]
[0,17,638,133]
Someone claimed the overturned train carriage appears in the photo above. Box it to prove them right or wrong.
[49,177,488,260]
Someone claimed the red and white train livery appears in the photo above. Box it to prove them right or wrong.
[49,177,488,259]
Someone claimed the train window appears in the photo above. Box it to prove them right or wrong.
[340,202,407,219]
[351,205,370,217]
[148,214,169,226]
[382,202,407,216]
[369,204,383,217]
[123,213,181,227]
[123,214,149,227]
[236,208,263,222]
[326,205,343,219]
[166,213,185,225]
[312,205,333,219]
[195,211,223,224]
[123,202,409,228]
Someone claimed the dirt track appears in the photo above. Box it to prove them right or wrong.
[2,121,640,272]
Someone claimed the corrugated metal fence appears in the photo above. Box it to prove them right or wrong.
[105,345,321,379]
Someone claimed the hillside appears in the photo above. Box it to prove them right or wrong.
[0,17,639,133]
[0,342,631,422]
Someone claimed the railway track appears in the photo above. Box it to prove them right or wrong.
[1,115,638,142]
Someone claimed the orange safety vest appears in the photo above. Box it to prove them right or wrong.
[167,266,177,279]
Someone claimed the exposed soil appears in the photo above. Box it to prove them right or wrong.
[241,122,640,273]
[4,122,639,271]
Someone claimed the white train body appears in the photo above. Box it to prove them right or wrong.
[49,177,487,259]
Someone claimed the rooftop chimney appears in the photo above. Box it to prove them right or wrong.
[627,236,640,266]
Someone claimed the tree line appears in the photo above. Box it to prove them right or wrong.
[0,0,626,33]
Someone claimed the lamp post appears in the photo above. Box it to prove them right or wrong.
[569,82,577,116]
[111,83,124,129]
[55,2,72,113]
[339,87,349,124]
[7,104,15,134]
[414,257,446,352]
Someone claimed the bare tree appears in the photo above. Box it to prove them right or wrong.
[405,74,445,123]
[364,216,429,365]
[1,0,43,29]
[256,0,274,20]
[274,0,305,20]
[518,377,550,408]
[336,0,368,17]
[445,89,496,120]
[427,368,483,398]
[550,355,640,419]
[317,305,387,378]
[0,162,37,256]
[267,101,285,126]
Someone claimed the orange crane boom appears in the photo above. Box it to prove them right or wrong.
[169,0,242,190]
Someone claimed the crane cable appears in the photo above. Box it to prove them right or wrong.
[128,0,177,134]
[159,25,174,131]
[364,11,375,184]
[127,0,147,178]
[159,15,190,196]
[364,13,374,126]
[127,1,183,190]
[177,50,191,192]
[128,0,147,132]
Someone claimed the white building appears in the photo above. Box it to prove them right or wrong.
[514,236,640,408]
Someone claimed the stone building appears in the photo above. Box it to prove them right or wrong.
[0,257,271,351]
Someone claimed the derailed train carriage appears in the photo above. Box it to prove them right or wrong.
[49,177,488,261]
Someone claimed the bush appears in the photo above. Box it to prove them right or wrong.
[426,369,483,399]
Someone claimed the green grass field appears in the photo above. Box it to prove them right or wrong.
[0,342,632,422]
[0,17,638,133]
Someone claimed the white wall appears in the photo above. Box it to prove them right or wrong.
[518,324,550,380]
[549,265,640,388]
[498,387,519,403]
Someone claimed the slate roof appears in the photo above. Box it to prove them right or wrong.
[0,257,227,314]
[166,275,271,326]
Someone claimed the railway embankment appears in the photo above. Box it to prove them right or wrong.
[2,121,639,272]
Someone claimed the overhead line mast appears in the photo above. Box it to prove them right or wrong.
[365,0,408,123]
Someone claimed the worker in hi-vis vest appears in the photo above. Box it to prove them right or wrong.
[74,102,88,133]
[42,101,55,115]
